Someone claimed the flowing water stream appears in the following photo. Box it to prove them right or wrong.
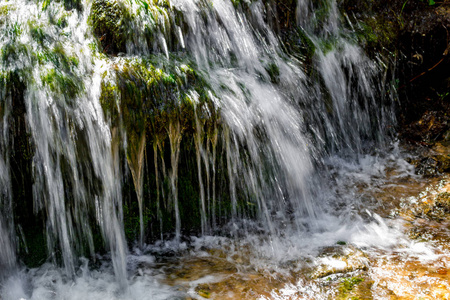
[0,0,448,298]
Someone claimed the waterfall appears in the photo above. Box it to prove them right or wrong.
[296,0,395,155]
[0,0,128,284]
[0,0,396,295]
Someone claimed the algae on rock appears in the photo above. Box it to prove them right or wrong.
[98,56,222,240]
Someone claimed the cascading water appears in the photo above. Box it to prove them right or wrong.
[175,0,318,234]
[1,0,437,298]
[0,0,128,286]
[295,0,395,156]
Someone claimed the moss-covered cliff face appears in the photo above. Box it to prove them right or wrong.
[96,55,230,241]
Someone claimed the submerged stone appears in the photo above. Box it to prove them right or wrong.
[310,245,369,279]
[412,154,450,177]
[407,181,450,222]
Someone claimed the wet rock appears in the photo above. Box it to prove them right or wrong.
[190,273,285,300]
[435,192,450,213]
[403,110,450,144]
[412,154,450,177]
[340,1,450,147]
[310,245,369,279]
[410,187,450,221]
[414,156,440,177]
[89,0,132,54]
[195,285,212,298]
[435,155,450,173]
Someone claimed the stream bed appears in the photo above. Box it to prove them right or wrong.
[3,143,449,300]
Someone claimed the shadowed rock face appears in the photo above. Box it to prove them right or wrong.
[339,0,450,148]
[395,3,450,145]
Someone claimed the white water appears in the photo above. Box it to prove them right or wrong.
[0,0,128,284]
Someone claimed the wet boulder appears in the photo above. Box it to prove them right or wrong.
[310,245,369,279]
[410,190,450,221]
[89,0,132,54]
[435,192,450,214]
[412,154,450,177]
[402,110,450,144]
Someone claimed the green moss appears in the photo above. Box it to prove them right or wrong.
[338,277,364,299]
[355,17,397,52]
[339,0,400,56]
[97,56,224,239]
[41,0,82,11]
[132,0,190,52]
[29,22,50,47]
[1,42,33,79]
[265,62,280,84]
[0,4,9,15]
[100,56,213,133]
[312,0,333,26]
[89,0,132,54]
[2,21,22,42]
[100,80,120,122]
[0,5,10,26]
[35,44,79,73]
[318,36,340,55]
[41,68,82,99]
[298,29,316,58]
[282,27,316,70]
[62,0,82,11]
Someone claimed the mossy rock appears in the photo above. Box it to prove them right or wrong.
[62,0,82,11]
[97,56,226,239]
[195,284,212,298]
[354,17,398,53]
[0,5,10,26]
[41,68,83,101]
[435,192,450,213]
[89,0,132,54]
[336,276,374,300]
[337,277,364,299]
[337,0,402,57]
[281,27,316,70]
[99,56,216,137]
[1,42,30,69]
